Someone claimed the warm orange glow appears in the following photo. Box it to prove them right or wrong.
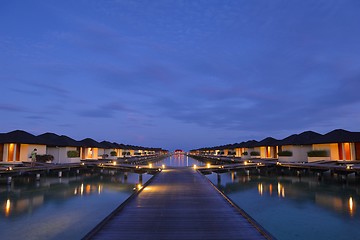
[258,183,263,196]
[231,172,236,182]
[193,164,197,169]
[349,197,355,216]
[98,185,102,194]
[86,184,91,194]
[149,163,153,168]
[5,199,11,217]
[113,161,117,166]
[8,144,15,162]
[134,183,143,191]
[277,183,285,197]
[269,184,273,196]
[162,164,165,169]
[344,143,351,160]
[207,163,211,168]
[87,148,93,158]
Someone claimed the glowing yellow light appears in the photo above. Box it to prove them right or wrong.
[113,161,117,166]
[281,187,285,198]
[74,188,78,195]
[244,161,248,165]
[162,164,165,169]
[258,183,263,196]
[134,183,143,191]
[80,183,84,195]
[278,183,281,197]
[98,185,102,194]
[149,163,153,168]
[349,197,355,216]
[5,199,11,217]
[193,164,197,169]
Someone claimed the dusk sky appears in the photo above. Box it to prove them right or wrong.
[1,0,360,151]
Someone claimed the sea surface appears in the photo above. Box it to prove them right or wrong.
[206,171,360,240]
[0,169,151,240]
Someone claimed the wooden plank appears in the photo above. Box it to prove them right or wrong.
[84,168,273,240]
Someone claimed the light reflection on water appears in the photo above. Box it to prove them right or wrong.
[207,172,360,240]
[154,155,205,167]
[0,170,151,240]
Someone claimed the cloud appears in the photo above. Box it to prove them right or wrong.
[0,103,25,112]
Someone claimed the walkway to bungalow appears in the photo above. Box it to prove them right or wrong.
[84,167,272,240]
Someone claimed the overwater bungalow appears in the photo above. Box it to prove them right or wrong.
[311,129,360,161]
[277,131,323,163]
[253,137,279,159]
[79,138,102,160]
[234,140,258,159]
[37,132,83,164]
[0,130,46,164]
[99,141,120,159]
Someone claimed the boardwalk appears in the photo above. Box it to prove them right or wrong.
[84,168,272,240]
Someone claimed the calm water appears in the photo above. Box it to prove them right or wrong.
[0,170,151,240]
[154,154,205,167]
[4,156,358,240]
[207,171,360,240]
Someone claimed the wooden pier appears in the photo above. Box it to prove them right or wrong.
[84,168,273,240]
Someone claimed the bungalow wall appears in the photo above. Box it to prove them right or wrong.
[98,148,118,158]
[235,148,249,158]
[129,149,135,156]
[21,144,46,162]
[116,149,124,157]
[280,145,312,162]
[259,146,278,158]
[47,147,81,164]
[313,143,356,161]
[1,143,46,162]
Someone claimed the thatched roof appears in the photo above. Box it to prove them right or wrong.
[312,129,360,144]
[279,131,323,145]
[0,130,39,144]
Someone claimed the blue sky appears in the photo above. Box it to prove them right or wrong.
[1,0,360,151]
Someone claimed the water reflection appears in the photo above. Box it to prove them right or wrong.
[207,171,360,239]
[154,155,205,167]
[0,170,150,220]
